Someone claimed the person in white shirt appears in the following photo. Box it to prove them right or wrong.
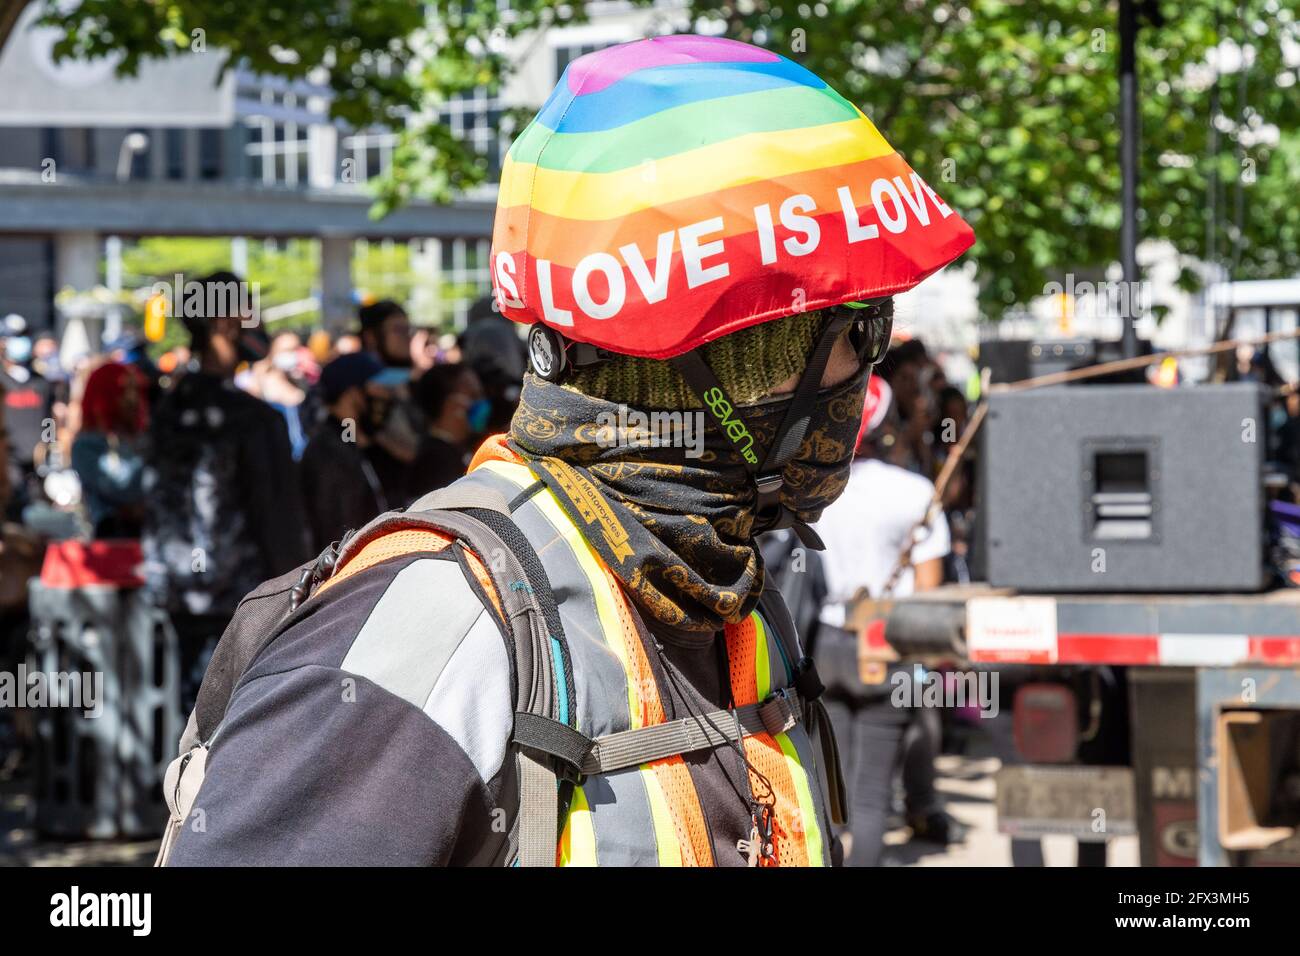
[818,458,951,625]
[810,376,959,865]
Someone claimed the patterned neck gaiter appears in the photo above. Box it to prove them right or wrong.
[509,369,869,633]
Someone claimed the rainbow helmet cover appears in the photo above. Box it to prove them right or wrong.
[491,34,975,359]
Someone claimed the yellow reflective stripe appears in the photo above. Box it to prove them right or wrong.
[639,768,684,867]
[753,611,771,702]
[558,784,597,866]
[478,459,642,728]
[775,732,826,866]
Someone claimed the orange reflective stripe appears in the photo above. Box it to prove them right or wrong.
[645,758,713,866]
[601,545,714,865]
[312,527,503,621]
[462,549,504,620]
[726,614,812,867]
[605,562,662,728]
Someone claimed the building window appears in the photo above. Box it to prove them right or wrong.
[438,88,508,180]
[242,105,311,187]
[79,128,96,172]
[199,129,223,180]
[242,122,262,181]
[128,128,150,180]
[43,127,95,174]
[165,129,185,180]
[340,131,397,184]
[554,43,612,81]
[438,236,493,328]
[40,127,59,168]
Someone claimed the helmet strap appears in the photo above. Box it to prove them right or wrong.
[670,311,851,550]
[527,325,616,382]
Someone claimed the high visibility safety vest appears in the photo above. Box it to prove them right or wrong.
[320,438,836,866]
[482,442,835,866]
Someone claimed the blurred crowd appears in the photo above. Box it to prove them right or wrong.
[0,277,526,732]
[5,277,1300,864]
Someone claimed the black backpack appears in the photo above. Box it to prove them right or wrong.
[156,481,583,866]
[157,485,845,866]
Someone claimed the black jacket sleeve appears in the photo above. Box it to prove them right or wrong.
[167,553,515,866]
[168,664,498,865]
[245,406,312,573]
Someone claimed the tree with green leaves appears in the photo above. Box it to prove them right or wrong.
[24,0,1300,318]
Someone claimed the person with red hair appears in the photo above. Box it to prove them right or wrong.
[71,361,150,538]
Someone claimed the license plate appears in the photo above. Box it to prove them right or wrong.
[996,765,1136,841]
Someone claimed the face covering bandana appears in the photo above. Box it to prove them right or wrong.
[509,367,868,632]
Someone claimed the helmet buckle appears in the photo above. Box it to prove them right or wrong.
[528,325,568,381]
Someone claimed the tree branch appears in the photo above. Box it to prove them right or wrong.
[0,0,30,53]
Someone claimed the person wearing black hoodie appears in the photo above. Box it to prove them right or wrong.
[143,272,310,710]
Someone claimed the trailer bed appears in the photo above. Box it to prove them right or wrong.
[881,584,1300,667]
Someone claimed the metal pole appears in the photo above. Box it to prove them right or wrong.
[1119,0,1140,359]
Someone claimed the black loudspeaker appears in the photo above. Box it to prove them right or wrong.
[978,339,1033,385]
[979,337,1154,385]
[980,383,1268,592]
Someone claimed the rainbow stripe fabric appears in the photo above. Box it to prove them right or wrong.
[491,34,974,359]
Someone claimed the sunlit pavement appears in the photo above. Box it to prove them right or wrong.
[881,754,1139,867]
[0,780,158,867]
[1,755,1140,868]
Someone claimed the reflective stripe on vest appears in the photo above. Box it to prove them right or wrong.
[469,455,830,867]
[473,458,712,866]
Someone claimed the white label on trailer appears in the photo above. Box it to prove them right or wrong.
[967,597,1058,662]
[1158,633,1249,667]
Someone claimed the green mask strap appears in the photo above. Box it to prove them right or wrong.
[671,311,852,549]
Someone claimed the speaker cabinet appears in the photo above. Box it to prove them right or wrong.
[980,383,1268,592]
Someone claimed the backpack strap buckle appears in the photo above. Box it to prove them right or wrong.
[758,688,799,736]
[512,712,593,784]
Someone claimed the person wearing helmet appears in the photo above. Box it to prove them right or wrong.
[166,35,971,867]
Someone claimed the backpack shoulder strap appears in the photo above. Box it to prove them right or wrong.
[408,482,512,516]
[165,475,587,867]
[757,582,847,827]
[323,484,586,867]
[192,554,326,745]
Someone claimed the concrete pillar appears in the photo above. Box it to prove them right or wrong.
[54,230,99,294]
[104,236,124,344]
[53,230,101,347]
[319,235,354,335]
[104,236,122,293]
[231,237,249,278]
[308,122,337,189]
[408,238,440,327]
